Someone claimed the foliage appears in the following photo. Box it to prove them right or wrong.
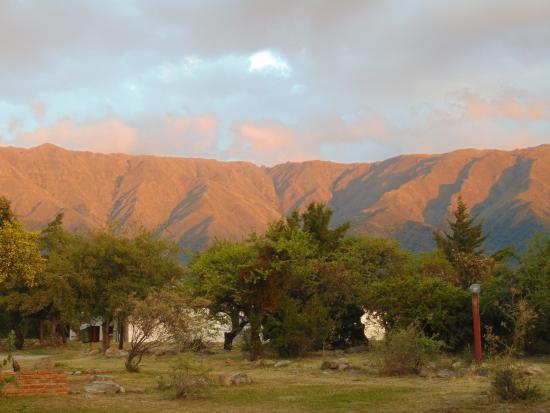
[365,275,471,350]
[375,325,443,376]
[433,197,494,288]
[1,331,17,371]
[126,289,215,372]
[264,296,333,357]
[165,359,212,399]
[491,362,541,401]
[482,235,550,354]
[0,220,43,288]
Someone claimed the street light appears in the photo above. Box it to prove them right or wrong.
[469,283,482,364]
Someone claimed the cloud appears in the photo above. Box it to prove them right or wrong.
[15,118,137,154]
[9,114,220,158]
[1,0,549,164]
[462,96,548,121]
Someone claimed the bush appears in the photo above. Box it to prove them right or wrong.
[0,374,17,396]
[491,364,541,401]
[376,325,443,376]
[365,275,471,350]
[164,360,211,399]
[263,297,332,358]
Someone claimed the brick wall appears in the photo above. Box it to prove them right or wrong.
[2,370,67,396]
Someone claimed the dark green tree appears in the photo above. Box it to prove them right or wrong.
[433,197,493,288]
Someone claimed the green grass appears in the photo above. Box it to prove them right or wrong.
[1,344,549,413]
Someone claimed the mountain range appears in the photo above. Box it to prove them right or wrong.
[1,143,548,253]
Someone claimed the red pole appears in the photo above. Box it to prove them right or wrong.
[472,292,482,364]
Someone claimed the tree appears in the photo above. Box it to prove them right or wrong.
[188,240,255,350]
[0,220,43,288]
[76,229,183,353]
[125,289,215,372]
[0,209,44,348]
[434,196,488,257]
[434,197,493,288]
[365,275,471,350]
[0,196,16,228]
[482,235,550,354]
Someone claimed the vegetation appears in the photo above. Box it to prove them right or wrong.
[0,194,549,410]
[375,325,443,376]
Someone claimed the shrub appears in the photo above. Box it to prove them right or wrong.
[491,364,541,401]
[0,374,17,397]
[365,275,471,350]
[376,325,443,376]
[263,297,333,358]
[160,360,211,399]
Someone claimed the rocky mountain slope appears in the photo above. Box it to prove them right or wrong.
[1,143,548,252]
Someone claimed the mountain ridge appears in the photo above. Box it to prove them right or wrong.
[1,143,548,252]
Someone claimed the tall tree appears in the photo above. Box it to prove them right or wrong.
[0,199,44,348]
[433,197,492,288]
[77,229,182,352]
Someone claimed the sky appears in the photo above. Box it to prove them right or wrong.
[1,0,549,165]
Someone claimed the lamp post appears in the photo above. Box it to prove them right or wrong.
[469,283,482,364]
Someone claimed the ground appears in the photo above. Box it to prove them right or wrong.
[1,343,549,413]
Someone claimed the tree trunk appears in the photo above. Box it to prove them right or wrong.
[248,313,262,361]
[14,327,25,350]
[39,319,45,344]
[61,324,68,344]
[50,317,58,345]
[118,319,124,350]
[102,318,111,353]
[224,313,247,351]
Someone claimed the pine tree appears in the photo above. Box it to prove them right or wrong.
[434,196,488,258]
[434,196,492,288]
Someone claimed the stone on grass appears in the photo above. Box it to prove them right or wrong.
[126,387,146,394]
[321,358,351,371]
[436,369,455,379]
[219,372,253,386]
[521,364,544,376]
[83,381,125,394]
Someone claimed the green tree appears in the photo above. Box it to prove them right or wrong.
[188,240,255,350]
[365,275,471,350]
[76,229,183,352]
[434,197,493,288]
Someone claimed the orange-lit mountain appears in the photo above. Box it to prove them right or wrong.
[1,143,548,253]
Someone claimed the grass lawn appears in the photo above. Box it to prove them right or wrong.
[1,343,549,413]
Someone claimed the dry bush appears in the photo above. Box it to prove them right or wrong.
[491,362,541,401]
[376,324,443,376]
[126,290,217,372]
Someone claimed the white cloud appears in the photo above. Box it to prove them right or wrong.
[248,50,291,77]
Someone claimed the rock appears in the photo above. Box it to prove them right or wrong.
[88,349,100,356]
[418,367,431,378]
[126,387,146,394]
[274,360,292,368]
[521,364,544,376]
[219,372,253,386]
[321,358,351,371]
[83,381,125,394]
[438,358,453,368]
[253,359,275,367]
[436,369,455,379]
[452,361,464,369]
[74,371,82,375]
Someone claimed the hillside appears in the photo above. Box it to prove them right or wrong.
[1,143,548,252]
